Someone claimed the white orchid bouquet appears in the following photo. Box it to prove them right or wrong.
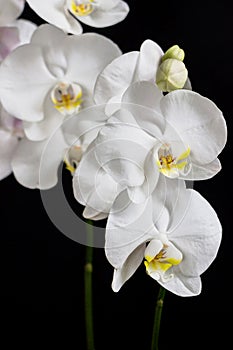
[0,1,227,349]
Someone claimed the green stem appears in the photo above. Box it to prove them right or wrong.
[84,219,95,350]
[151,286,166,350]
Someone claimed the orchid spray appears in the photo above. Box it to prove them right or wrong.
[0,1,228,349]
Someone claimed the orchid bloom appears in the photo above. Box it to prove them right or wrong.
[0,24,121,141]
[105,180,222,296]
[73,81,227,220]
[26,0,129,35]
[94,40,191,110]
[0,0,25,27]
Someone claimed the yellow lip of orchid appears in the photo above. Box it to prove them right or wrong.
[144,244,183,282]
[70,0,95,17]
[51,82,83,116]
[156,144,191,177]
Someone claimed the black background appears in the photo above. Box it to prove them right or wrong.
[0,1,232,349]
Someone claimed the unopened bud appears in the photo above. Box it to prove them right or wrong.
[162,45,185,62]
[156,58,188,92]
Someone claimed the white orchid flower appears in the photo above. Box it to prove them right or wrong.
[120,81,227,182]
[94,39,191,110]
[26,0,129,35]
[73,81,227,219]
[0,0,25,27]
[0,106,24,180]
[0,24,121,141]
[106,180,222,296]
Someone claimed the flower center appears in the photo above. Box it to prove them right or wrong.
[144,242,182,282]
[68,0,95,17]
[51,82,83,116]
[159,154,174,168]
[64,145,83,175]
[157,143,191,178]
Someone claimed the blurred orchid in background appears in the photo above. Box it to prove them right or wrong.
[0,0,36,180]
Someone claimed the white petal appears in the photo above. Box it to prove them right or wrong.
[38,128,68,189]
[78,1,129,28]
[94,110,155,187]
[72,143,100,206]
[135,39,164,82]
[106,193,157,268]
[0,44,56,121]
[12,129,67,189]
[65,33,121,95]
[0,27,19,62]
[62,105,107,146]
[40,129,67,188]
[161,90,227,165]
[0,129,18,180]
[0,0,25,26]
[73,143,121,218]
[122,81,164,138]
[158,273,201,297]
[127,146,160,204]
[12,138,45,188]
[183,158,222,180]
[30,24,69,78]
[104,95,122,116]
[11,19,37,45]
[95,145,145,187]
[82,171,121,220]
[98,0,121,10]
[23,94,64,141]
[94,51,139,105]
[27,0,83,35]
[30,23,67,47]
[111,244,145,292]
[152,176,188,233]
[144,153,162,197]
[169,189,222,277]
[151,175,187,232]
[82,206,108,221]
[122,81,163,113]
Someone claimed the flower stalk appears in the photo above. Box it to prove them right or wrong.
[151,286,166,350]
[85,219,95,350]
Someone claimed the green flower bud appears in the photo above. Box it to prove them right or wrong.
[156,58,188,92]
[161,45,185,62]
